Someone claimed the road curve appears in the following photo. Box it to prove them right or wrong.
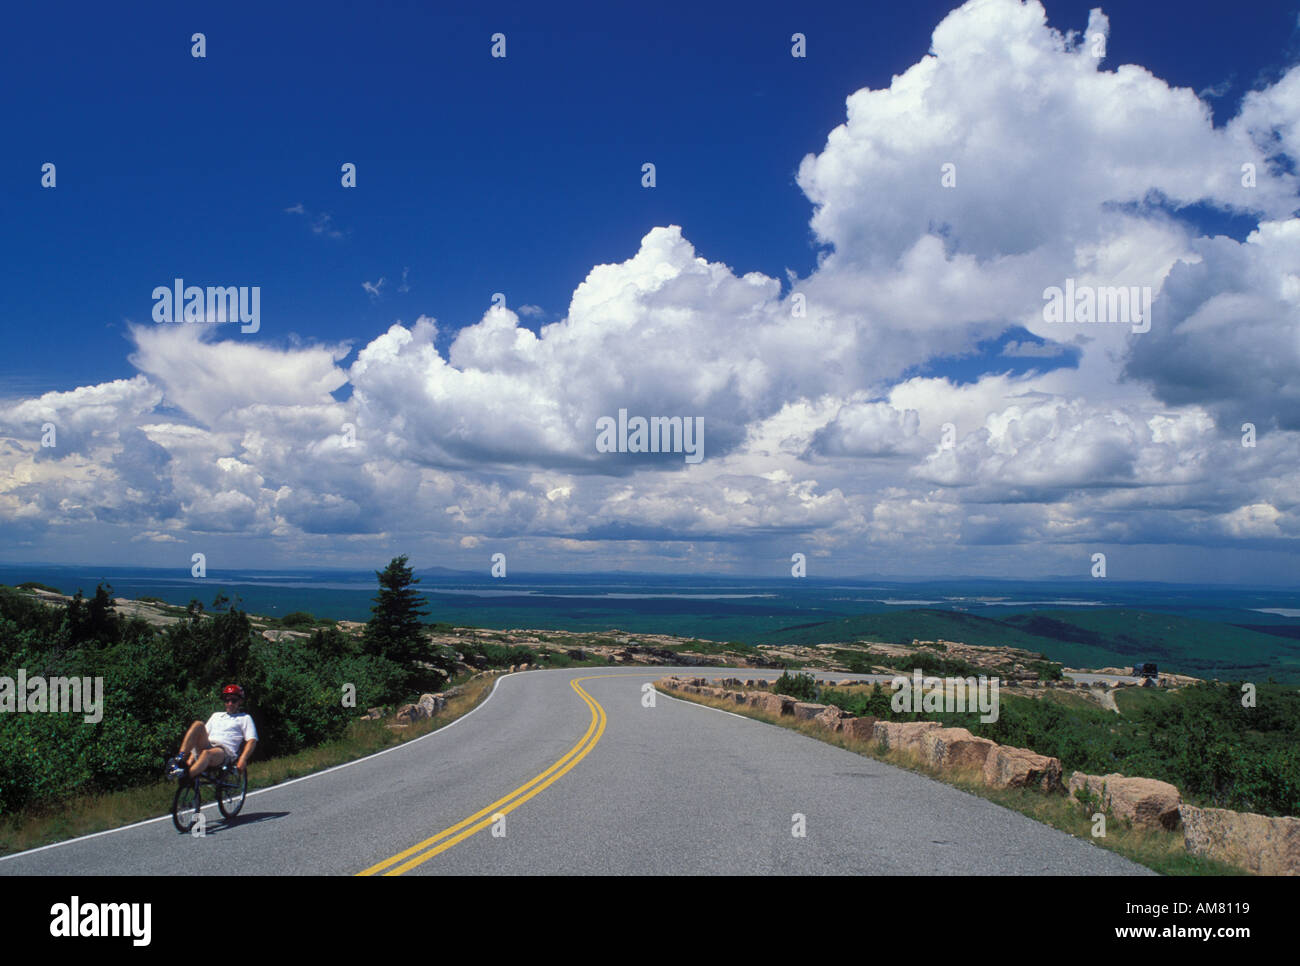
[0,667,1151,875]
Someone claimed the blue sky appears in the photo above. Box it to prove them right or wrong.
[6,0,1293,392]
[2,0,1299,582]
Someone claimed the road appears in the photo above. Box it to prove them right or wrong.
[0,667,1151,875]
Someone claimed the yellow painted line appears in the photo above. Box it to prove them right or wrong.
[358,673,634,876]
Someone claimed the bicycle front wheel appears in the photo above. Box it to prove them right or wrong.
[217,768,247,819]
[172,783,202,833]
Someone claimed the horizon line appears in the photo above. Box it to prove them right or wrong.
[0,561,1296,590]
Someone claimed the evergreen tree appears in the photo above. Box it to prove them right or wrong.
[87,583,119,643]
[64,584,120,645]
[66,589,89,643]
[363,555,431,669]
[208,594,252,682]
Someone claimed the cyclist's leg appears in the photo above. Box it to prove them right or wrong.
[179,720,208,765]
[179,722,228,774]
[190,747,226,774]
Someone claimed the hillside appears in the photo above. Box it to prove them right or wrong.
[759,607,1300,683]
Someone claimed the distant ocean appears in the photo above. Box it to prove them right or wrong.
[2,565,1297,644]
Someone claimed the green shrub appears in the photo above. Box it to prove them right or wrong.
[0,563,472,819]
[279,611,317,629]
[459,641,536,669]
[837,652,875,674]
[773,671,818,701]
[1027,659,1065,681]
[874,651,982,677]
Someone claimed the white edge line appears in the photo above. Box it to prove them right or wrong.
[0,673,509,863]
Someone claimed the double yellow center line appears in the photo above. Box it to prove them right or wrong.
[358,674,620,876]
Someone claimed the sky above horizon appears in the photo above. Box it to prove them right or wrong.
[2,0,1299,584]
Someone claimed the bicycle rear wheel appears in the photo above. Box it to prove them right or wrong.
[216,767,247,819]
[172,782,202,833]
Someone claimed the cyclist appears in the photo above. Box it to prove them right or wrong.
[168,684,258,782]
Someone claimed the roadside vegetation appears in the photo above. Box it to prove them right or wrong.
[456,640,614,671]
[869,651,987,678]
[768,678,1300,817]
[0,671,498,855]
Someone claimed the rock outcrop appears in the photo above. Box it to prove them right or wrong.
[983,745,1062,792]
[1180,804,1300,875]
[840,717,878,741]
[792,701,828,721]
[758,694,794,716]
[1068,772,1182,831]
[394,692,447,725]
[814,705,853,733]
[872,720,942,752]
[921,728,997,770]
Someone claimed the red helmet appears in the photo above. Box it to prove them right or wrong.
[221,684,245,701]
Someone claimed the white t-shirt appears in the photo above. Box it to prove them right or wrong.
[204,710,259,759]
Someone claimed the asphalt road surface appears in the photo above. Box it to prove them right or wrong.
[0,668,1151,876]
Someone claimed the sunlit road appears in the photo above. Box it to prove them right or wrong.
[0,668,1151,876]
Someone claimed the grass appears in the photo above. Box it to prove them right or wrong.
[1024,688,1104,711]
[0,672,501,857]
[1113,686,1172,714]
[656,684,1247,876]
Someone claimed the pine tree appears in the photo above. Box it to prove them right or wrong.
[208,594,252,682]
[363,555,430,668]
[65,583,120,645]
[87,583,119,643]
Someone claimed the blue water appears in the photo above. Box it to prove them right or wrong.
[3,565,1297,642]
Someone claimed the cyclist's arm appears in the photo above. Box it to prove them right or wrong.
[235,739,256,772]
